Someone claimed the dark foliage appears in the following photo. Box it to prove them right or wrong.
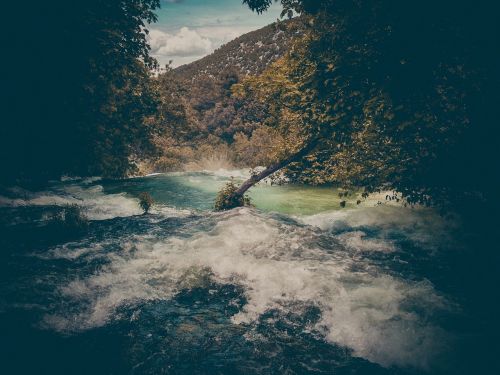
[242,0,500,208]
[1,0,161,185]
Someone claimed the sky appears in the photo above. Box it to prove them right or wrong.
[148,0,283,67]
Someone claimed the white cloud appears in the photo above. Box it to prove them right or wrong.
[151,0,283,67]
[148,27,212,58]
[149,24,257,67]
[149,25,254,67]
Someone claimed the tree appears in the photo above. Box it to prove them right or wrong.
[1,0,162,184]
[218,0,499,209]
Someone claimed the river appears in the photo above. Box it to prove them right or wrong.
[0,170,496,374]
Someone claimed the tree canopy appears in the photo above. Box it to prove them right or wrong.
[1,0,161,185]
[235,0,500,207]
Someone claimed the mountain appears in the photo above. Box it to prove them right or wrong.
[174,18,302,82]
[163,19,301,141]
[150,19,302,172]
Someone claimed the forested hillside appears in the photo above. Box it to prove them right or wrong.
[145,19,301,172]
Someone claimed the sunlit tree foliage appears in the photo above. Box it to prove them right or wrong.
[238,0,499,207]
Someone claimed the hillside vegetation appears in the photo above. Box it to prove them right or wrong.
[142,19,302,173]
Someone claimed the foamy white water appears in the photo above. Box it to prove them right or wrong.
[0,170,461,372]
[0,183,192,221]
[42,206,451,369]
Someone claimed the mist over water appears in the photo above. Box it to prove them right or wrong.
[0,171,492,374]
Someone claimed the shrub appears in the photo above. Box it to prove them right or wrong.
[214,178,251,211]
[138,192,154,214]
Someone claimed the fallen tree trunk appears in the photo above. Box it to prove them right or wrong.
[215,140,318,210]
